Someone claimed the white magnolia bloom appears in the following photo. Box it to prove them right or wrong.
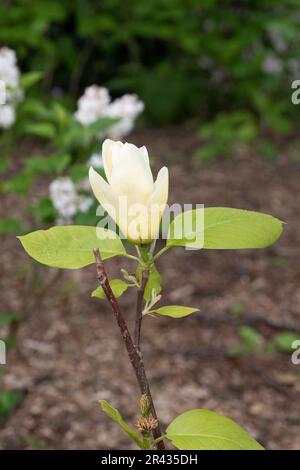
[106,94,144,139]
[89,139,169,244]
[0,105,15,129]
[88,153,104,168]
[75,85,110,126]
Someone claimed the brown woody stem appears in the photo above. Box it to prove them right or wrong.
[93,249,165,450]
[134,268,149,350]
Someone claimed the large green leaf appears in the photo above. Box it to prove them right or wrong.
[154,305,199,318]
[18,226,126,269]
[167,207,283,249]
[92,279,128,299]
[166,409,264,450]
[99,400,143,448]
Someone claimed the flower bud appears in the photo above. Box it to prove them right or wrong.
[140,394,151,417]
[89,139,169,244]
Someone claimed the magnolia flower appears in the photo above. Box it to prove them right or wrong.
[89,139,169,244]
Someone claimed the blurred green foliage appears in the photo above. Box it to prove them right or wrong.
[272,332,300,353]
[0,390,22,417]
[1,0,300,133]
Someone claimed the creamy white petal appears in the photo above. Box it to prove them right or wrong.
[123,143,153,180]
[102,139,123,183]
[89,167,118,222]
[145,167,169,241]
[110,143,153,203]
[139,145,151,169]
[148,166,169,206]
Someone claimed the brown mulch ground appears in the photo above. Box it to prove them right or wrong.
[1,127,300,450]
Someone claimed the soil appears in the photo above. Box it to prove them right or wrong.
[0,127,300,450]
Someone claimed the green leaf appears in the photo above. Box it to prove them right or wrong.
[25,154,71,176]
[52,154,71,174]
[273,332,300,353]
[154,305,199,318]
[168,207,283,249]
[19,71,42,88]
[24,123,56,140]
[166,409,264,450]
[239,327,258,350]
[144,265,162,301]
[0,218,23,234]
[69,163,89,182]
[18,226,126,269]
[0,391,22,417]
[87,117,119,135]
[99,400,143,448]
[32,197,56,224]
[3,336,16,349]
[25,156,53,174]
[0,312,21,327]
[92,279,128,299]
[4,171,34,194]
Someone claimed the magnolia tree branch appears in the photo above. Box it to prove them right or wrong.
[134,268,149,350]
[93,249,165,450]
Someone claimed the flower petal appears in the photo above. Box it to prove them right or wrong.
[102,139,123,184]
[146,166,169,241]
[149,166,169,207]
[110,143,153,203]
[89,166,118,222]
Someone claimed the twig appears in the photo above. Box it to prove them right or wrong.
[93,249,165,450]
[134,269,149,350]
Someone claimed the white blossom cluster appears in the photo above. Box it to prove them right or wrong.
[0,47,22,129]
[75,85,144,139]
[49,177,93,224]
[74,86,110,126]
